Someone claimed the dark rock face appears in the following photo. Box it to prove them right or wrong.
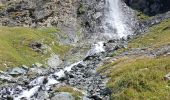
[124,0,170,16]
[77,0,106,34]
[0,0,77,27]
[0,0,78,43]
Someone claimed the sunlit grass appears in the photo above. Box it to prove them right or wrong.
[101,56,170,100]
[99,18,170,99]
[129,19,170,49]
[0,27,71,70]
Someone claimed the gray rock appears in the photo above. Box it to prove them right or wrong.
[7,67,27,76]
[93,12,102,19]
[0,73,13,82]
[47,54,62,67]
[51,92,75,100]
[37,91,49,100]
[164,73,170,80]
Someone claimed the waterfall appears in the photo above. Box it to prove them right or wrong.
[0,1,134,99]
[104,0,131,39]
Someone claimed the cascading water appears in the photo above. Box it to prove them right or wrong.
[0,0,133,100]
[104,0,131,39]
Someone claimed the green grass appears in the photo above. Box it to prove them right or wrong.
[129,19,170,49]
[0,27,71,70]
[102,56,170,100]
[136,11,151,21]
[55,86,83,100]
[98,18,170,100]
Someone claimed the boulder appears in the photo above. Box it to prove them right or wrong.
[7,67,27,76]
[36,90,49,100]
[51,92,75,100]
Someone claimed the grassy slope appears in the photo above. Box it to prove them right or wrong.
[129,19,170,48]
[99,19,170,100]
[136,11,151,21]
[0,27,70,70]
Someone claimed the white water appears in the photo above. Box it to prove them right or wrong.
[86,41,105,57]
[14,86,40,100]
[2,0,131,99]
[104,0,130,38]
[13,61,83,99]
[10,41,105,99]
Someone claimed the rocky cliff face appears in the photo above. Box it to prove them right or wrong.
[0,0,170,100]
[0,0,79,43]
[1,0,170,35]
[0,0,139,40]
[0,0,77,27]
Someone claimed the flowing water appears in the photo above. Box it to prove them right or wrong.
[0,41,106,99]
[0,0,131,99]
[104,0,131,38]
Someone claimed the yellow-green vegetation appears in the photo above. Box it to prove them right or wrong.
[103,56,170,100]
[136,11,151,21]
[129,19,170,49]
[99,19,170,99]
[0,27,70,70]
[55,86,83,100]
[0,4,5,11]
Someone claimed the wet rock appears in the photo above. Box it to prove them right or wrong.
[6,95,13,100]
[86,42,105,58]
[51,92,75,100]
[76,63,85,68]
[89,95,102,100]
[7,67,27,76]
[93,12,102,19]
[0,73,13,82]
[100,87,112,96]
[36,90,49,100]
